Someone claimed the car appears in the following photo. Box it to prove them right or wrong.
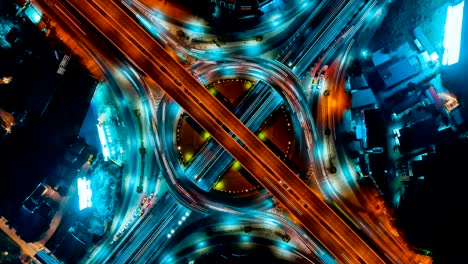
[312,77,318,85]
[320,64,329,74]
[278,180,290,190]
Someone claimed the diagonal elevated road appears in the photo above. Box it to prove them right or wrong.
[34,0,416,262]
[45,0,393,262]
[67,2,382,261]
[185,81,283,191]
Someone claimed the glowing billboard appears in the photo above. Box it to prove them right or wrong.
[24,5,42,24]
[97,123,110,161]
[77,177,92,210]
[443,1,465,66]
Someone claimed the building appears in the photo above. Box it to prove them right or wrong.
[363,108,387,150]
[54,225,91,263]
[376,57,422,89]
[412,26,438,61]
[210,0,265,18]
[350,74,369,91]
[22,183,47,213]
[441,1,468,131]
[371,48,392,67]
[391,92,422,116]
[351,88,377,110]
[35,250,62,264]
[397,118,452,155]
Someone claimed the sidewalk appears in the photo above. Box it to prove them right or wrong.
[0,217,42,262]
[37,183,76,246]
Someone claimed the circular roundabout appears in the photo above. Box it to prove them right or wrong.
[175,78,296,195]
[151,57,320,263]
[153,57,317,213]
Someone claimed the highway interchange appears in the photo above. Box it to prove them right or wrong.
[30,0,433,263]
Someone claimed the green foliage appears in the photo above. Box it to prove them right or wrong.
[86,159,120,235]
[371,0,449,53]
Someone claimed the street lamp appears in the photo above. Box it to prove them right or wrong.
[0,76,12,84]
[361,50,368,58]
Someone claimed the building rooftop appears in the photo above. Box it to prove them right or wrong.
[377,57,422,89]
[364,108,387,149]
[351,88,377,109]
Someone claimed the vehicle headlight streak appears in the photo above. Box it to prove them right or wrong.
[185,57,323,196]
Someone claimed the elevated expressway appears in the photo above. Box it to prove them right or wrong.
[155,211,329,264]
[31,2,322,264]
[149,1,427,262]
[47,0,393,263]
[49,1,392,263]
[118,193,328,264]
[34,0,423,262]
[123,0,323,59]
[27,1,166,262]
[182,81,283,192]
[155,60,317,212]
[279,0,432,263]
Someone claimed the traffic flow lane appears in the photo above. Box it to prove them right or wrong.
[78,10,369,261]
[46,0,388,262]
[186,83,282,191]
[33,0,322,262]
[23,1,158,262]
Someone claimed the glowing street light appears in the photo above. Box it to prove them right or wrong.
[0,76,12,84]
[361,50,368,58]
